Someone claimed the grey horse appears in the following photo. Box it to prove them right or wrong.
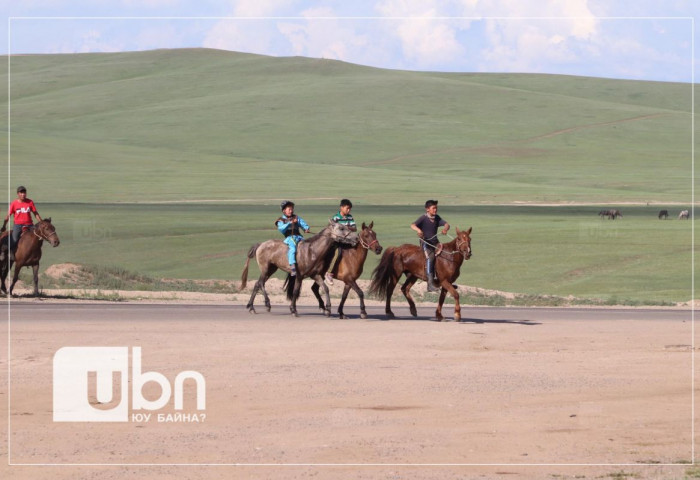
[241,219,359,316]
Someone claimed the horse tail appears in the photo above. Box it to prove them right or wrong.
[240,243,260,290]
[369,247,396,300]
[283,273,296,301]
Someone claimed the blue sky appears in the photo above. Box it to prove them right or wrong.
[2,0,698,82]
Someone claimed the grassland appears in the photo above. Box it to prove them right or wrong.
[0,49,694,303]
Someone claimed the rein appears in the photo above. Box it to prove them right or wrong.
[420,235,470,259]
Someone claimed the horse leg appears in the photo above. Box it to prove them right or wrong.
[0,258,7,295]
[348,280,367,319]
[290,276,305,317]
[32,264,40,296]
[9,264,21,296]
[384,278,397,319]
[401,275,419,317]
[438,281,461,322]
[337,283,352,319]
[259,280,273,312]
[310,282,326,311]
[313,275,331,317]
[246,277,264,313]
[435,288,447,322]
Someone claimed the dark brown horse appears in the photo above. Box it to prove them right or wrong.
[369,227,472,322]
[240,219,359,317]
[0,218,60,295]
[310,221,383,319]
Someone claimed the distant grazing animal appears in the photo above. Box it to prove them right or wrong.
[0,218,60,295]
[679,210,690,220]
[310,222,383,319]
[369,227,472,322]
[240,219,359,317]
[658,210,669,219]
[598,209,622,220]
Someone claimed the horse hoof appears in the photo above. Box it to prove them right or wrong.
[360,312,367,320]
[248,307,256,314]
[338,314,346,319]
[324,310,331,317]
[266,306,271,312]
[410,308,418,317]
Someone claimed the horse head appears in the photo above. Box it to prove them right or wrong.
[327,218,359,246]
[455,227,472,259]
[35,218,60,247]
[360,221,382,254]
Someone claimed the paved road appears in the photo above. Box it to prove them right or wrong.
[3,302,692,323]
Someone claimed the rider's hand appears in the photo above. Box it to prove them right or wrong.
[417,231,424,239]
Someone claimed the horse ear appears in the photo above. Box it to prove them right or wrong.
[456,227,460,235]
[46,217,51,223]
[369,221,373,229]
[466,227,472,235]
[362,222,367,230]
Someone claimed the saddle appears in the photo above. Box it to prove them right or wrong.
[0,225,32,250]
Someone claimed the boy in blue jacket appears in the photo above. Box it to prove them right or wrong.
[276,200,310,276]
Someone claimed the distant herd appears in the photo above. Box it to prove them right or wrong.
[598,209,691,220]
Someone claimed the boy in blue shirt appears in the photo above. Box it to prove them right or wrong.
[276,200,310,276]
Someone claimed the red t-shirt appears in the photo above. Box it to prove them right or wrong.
[8,199,37,225]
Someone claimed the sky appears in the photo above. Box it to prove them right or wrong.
[1,0,698,83]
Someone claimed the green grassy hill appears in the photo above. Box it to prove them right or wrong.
[2,48,692,204]
[0,49,694,303]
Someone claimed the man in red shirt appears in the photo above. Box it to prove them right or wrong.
[2,186,42,257]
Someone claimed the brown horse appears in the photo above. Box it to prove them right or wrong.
[0,218,60,295]
[310,221,383,319]
[240,219,359,316]
[369,227,472,322]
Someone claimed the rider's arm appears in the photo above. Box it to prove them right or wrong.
[277,219,292,235]
[410,223,423,237]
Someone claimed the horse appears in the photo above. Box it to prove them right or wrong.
[679,210,690,220]
[240,219,359,317]
[658,210,669,220]
[0,218,60,296]
[369,227,472,322]
[309,221,383,319]
[598,209,621,220]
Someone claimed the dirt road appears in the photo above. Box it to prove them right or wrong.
[0,303,696,479]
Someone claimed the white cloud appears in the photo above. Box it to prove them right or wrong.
[232,0,299,17]
[394,18,465,68]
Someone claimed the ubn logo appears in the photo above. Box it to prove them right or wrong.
[53,346,205,422]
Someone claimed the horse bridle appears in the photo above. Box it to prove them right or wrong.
[359,232,379,250]
[33,224,57,242]
[439,234,471,259]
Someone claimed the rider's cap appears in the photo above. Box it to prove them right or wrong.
[16,186,26,193]
[280,200,295,210]
[424,199,438,208]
